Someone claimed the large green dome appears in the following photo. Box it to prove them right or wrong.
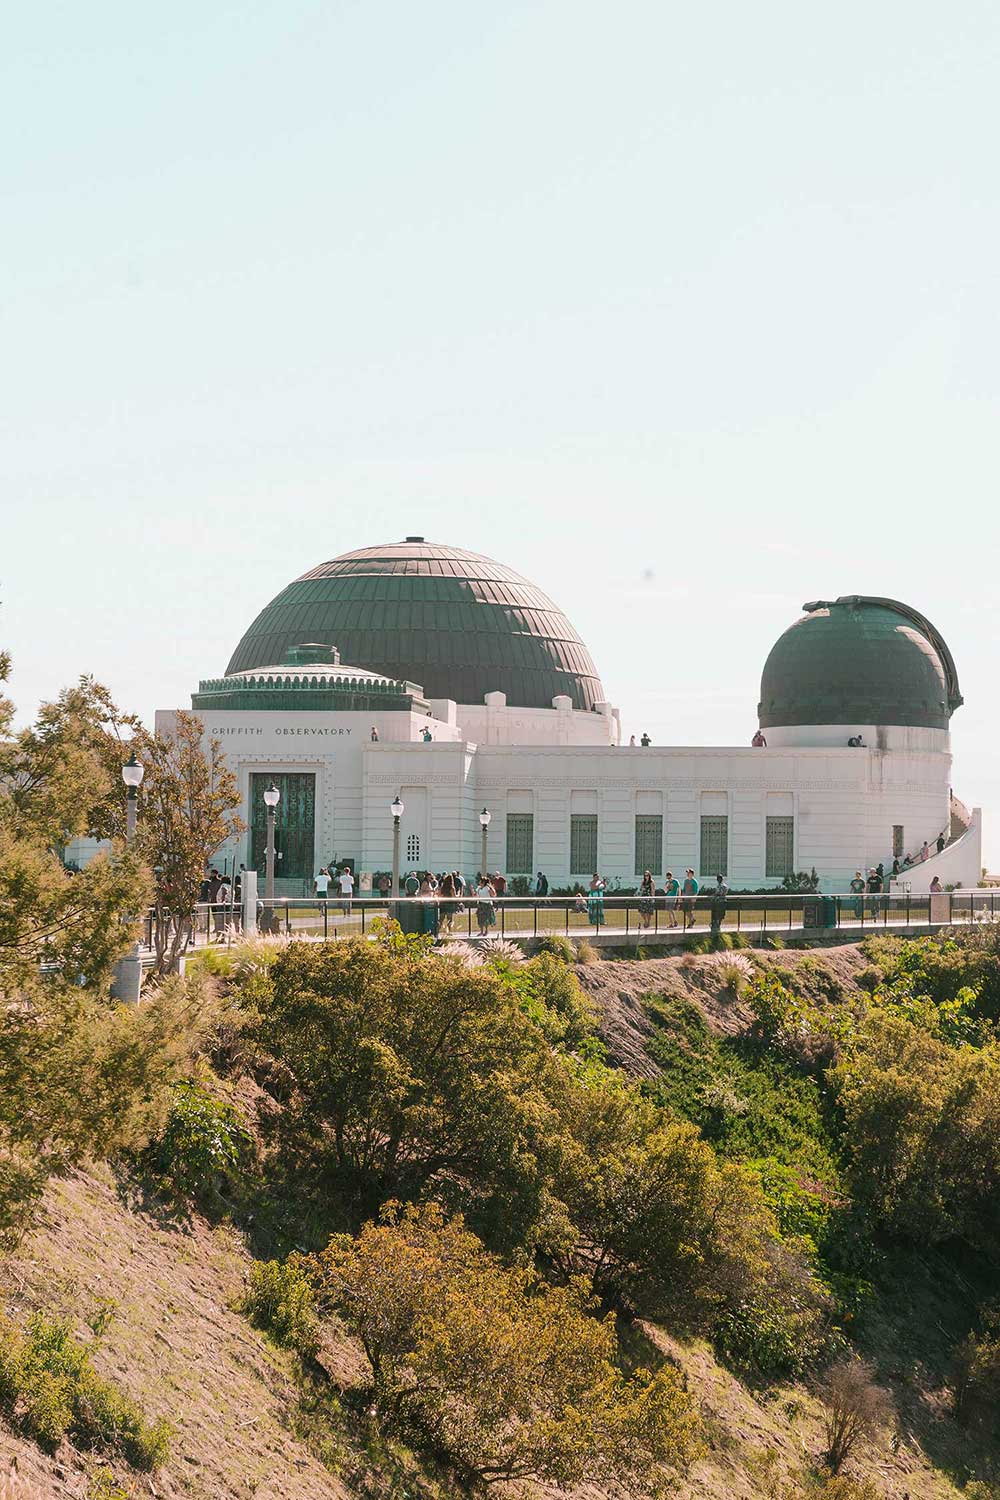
[226,538,606,711]
[758,596,962,730]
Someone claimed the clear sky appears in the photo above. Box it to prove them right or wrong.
[4,2,999,863]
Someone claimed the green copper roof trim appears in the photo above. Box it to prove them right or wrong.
[758,595,962,731]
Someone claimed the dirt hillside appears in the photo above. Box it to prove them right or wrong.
[574,943,869,1076]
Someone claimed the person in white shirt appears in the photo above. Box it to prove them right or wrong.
[338,865,355,914]
[315,867,331,903]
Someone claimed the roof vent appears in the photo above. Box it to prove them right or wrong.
[404,535,424,543]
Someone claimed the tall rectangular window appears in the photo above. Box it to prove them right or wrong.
[506,813,534,874]
[765,816,794,878]
[893,824,904,859]
[634,816,663,876]
[700,815,728,877]
[570,814,598,876]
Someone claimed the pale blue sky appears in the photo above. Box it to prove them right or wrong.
[4,2,999,862]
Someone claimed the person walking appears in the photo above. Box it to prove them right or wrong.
[337,865,355,915]
[315,866,331,904]
[629,734,636,747]
[475,875,496,936]
[214,875,232,940]
[370,725,379,742]
[638,870,655,930]
[587,873,606,929]
[418,873,439,936]
[438,872,458,934]
[751,729,767,747]
[534,871,549,896]
[920,840,930,863]
[663,870,680,927]
[936,830,947,854]
[681,869,699,928]
[866,866,883,922]
[850,870,866,920]
[710,874,729,936]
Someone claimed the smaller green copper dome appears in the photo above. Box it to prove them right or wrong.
[758,596,962,731]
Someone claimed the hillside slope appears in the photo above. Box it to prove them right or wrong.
[0,944,992,1500]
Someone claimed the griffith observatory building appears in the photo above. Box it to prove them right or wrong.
[155,537,982,894]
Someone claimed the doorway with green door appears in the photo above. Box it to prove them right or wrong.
[249,772,316,896]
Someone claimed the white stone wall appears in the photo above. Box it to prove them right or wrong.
[152,705,969,894]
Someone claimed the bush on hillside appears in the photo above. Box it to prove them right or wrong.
[0,1311,169,1468]
[830,1013,1000,1243]
[821,1357,894,1474]
[547,1066,832,1373]
[146,1079,249,1198]
[240,1257,319,1359]
[313,1201,702,1493]
[532,933,575,963]
[252,937,560,1245]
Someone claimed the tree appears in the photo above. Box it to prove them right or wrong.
[546,1062,831,1371]
[313,1202,702,1492]
[821,1358,894,1474]
[0,651,201,1242]
[253,938,559,1236]
[830,1013,1000,1243]
[131,713,244,973]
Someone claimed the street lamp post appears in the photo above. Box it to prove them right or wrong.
[391,793,404,901]
[479,807,491,881]
[111,752,145,1003]
[263,783,280,918]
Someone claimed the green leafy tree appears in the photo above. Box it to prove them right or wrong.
[253,938,558,1238]
[830,1013,1000,1243]
[313,1202,702,1492]
[130,712,244,973]
[0,651,201,1243]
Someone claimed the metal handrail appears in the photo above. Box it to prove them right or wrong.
[137,887,997,955]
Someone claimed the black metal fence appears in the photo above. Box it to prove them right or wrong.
[143,888,1000,954]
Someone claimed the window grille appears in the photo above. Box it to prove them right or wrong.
[406,833,420,862]
[699,815,728,877]
[765,816,794,878]
[570,814,598,875]
[893,824,904,859]
[634,815,663,877]
[506,813,534,874]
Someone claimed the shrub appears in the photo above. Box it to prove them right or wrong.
[575,938,599,964]
[547,1074,831,1372]
[240,1257,319,1358]
[0,1311,169,1468]
[646,995,841,1188]
[821,1357,893,1473]
[533,933,575,963]
[146,1079,249,1198]
[711,952,755,995]
[830,1015,1000,1242]
[314,1202,702,1492]
[252,938,561,1243]
[478,935,525,967]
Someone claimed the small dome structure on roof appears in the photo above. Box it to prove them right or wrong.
[758,596,963,731]
[227,539,605,710]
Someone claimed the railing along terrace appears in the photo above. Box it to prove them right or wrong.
[142,888,1000,955]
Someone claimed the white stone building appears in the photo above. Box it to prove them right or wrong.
[154,539,982,894]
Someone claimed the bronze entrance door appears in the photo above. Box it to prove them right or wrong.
[250,772,316,895]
